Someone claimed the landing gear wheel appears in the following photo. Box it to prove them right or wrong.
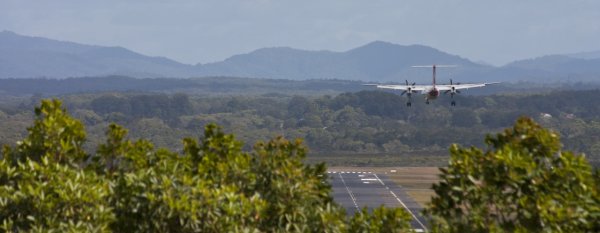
[451,101,456,106]
[406,102,412,107]
[426,101,430,105]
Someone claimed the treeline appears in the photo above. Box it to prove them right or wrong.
[1,76,599,97]
[0,76,365,96]
[1,89,600,166]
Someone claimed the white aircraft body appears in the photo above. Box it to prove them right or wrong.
[365,65,499,107]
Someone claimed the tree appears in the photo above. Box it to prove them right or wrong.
[3,99,87,164]
[91,95,131,115]
[287,96,311,118]
[1,99,112,232]
[350,207,413,233]
[425,117,600,232]
[450,108,479,127]
[0,99,414,232]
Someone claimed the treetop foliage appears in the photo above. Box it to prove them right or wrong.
[426,117,600,232]
[4,99,87,164]
[2,98,599,232]
[0,99,414,232]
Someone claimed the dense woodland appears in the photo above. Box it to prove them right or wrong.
[0,76,366,96]
[1,87,600,167]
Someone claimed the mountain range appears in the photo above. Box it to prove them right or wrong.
[1,30,599,83]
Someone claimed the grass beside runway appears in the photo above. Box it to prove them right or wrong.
[307,153,449,167]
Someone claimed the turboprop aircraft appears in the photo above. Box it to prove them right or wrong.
[364,65,499,107]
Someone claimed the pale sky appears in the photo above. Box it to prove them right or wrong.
[1,0,599,66]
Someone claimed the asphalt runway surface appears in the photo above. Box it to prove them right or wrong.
[329,170,428,232]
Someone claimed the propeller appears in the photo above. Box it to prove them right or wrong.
[401,80,415,96]
[444,79,461,94]
[449,79,461,85]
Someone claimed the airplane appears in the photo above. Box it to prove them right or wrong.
[364,65,499,107]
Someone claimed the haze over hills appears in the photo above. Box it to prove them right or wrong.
[197,41,488,81]
[0,30,198,78]
[505,55,600,77]
[1,30,599,83]
[567,50,600,60]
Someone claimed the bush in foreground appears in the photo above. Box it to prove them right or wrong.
[0,100,413,232]
[426,117,600,232]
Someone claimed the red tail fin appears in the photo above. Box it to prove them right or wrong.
[411,65,456,88]
[433,65,436,87]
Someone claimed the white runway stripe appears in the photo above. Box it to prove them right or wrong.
[338,173,360,212]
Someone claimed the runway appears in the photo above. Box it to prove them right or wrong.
[329,171,428,232]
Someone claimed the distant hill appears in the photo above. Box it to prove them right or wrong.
[197,41,490,82]
[0,30,198,78]
[567,50,600,60]
[496,55,600,82]
[1,30,599,83]
[0,31,490,81]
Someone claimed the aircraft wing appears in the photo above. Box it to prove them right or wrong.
[435,82,500,91]
[363,84,428,91]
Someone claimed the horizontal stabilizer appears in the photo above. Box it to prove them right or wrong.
[411,65,457,68]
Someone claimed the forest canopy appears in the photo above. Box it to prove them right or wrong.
[1,89,600,166]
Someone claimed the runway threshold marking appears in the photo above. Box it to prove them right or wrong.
[338,173,360,212]
[373,174,428,232]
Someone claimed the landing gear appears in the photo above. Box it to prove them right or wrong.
[425,101,430,105]
[451,101,456,106]
[406,102,412,107]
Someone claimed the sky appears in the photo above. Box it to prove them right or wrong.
[1,0,599,66]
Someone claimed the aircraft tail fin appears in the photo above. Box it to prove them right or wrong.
[412,65,457,87]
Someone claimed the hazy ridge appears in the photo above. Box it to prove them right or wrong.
[1,31,600,83]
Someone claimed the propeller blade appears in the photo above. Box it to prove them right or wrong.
[405,80,409,86]
[450,79,453,85]
[401,91,406,96]
[412,82,416,86]
[444,90,450,94]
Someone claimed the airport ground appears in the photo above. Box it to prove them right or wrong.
[328,167,439,232]
[328,166,440,207]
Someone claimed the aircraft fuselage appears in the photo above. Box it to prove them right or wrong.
[426,88,440,100]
